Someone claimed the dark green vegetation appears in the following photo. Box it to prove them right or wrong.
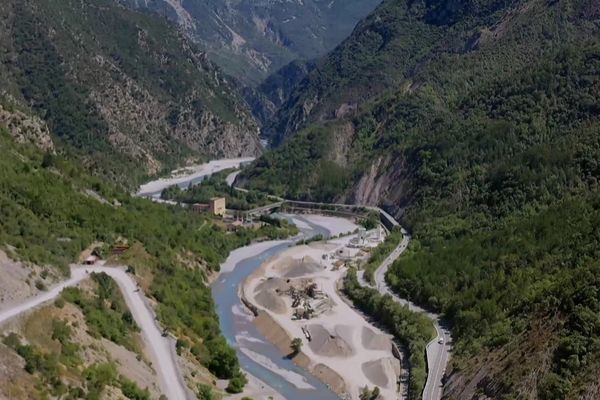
[62,273,140,352]
[119,377,151,400]
[362,228,403,284]
[360,211,382,230]
[83,363,119,400]
[0,130,249,273]
[344,269,434,399]
[226,372,248,394]
[0,132,295,391]
[0,0,259,187]
[290,337,303,356]
[121,0,382,85]
[296,234,325,246]
[245,124,352,200]
[161,171,273,210]
[360,386,381,400]
[390,195,600,398]
[197,382,252,400]
[151,265,241,381]
[197,383,214,400]
[245,0,600,397]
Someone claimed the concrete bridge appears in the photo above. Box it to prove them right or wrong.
[237,201,285,218]
[227,201,284,219]
[228,194,400,231]
[281,200,399,231]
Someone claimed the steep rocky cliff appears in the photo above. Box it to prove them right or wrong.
[242,59,316,126]
[0,0,261,184]
[0,104,54,152]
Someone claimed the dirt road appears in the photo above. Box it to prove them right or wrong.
[0,265,192,400]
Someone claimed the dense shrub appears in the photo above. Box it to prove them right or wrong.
[344,269,434,399]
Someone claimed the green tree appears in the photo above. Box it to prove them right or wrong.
[197,383,213,400]
[226,372,247,394]
[291,337,303,355]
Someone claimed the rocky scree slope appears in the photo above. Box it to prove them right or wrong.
[0,0,261,185]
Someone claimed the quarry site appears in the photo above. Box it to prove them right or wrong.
[242,217,406,400]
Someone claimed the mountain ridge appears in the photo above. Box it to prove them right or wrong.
[242,0,600,397]
[118,0,383,85]
[0,0,261,185]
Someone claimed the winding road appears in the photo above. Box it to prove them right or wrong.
[0,265,192,400]
[228,169,453,400]
[371,230,451,400]
[1,160,450,400]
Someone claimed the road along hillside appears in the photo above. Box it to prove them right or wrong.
[0,265,192,400]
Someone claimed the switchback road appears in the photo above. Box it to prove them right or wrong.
[0,265,191,400]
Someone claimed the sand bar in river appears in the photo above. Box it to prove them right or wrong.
[243,232,402,400]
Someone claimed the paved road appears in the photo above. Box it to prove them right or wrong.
[225,170,242,187]
[370,230,451,400]
[0,266,192,400]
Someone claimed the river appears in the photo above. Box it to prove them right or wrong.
[137,157,254,198]
[212,216,341,400]
[138,160,340,399]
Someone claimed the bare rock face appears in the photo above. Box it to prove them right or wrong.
[338,153,415,218]
[329,123,354,168]
[0,105,54,152]
[173,99,262,158]
[88,59,261,174]
[334,103,358,119]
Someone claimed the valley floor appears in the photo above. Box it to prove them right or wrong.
[242,224,405,400]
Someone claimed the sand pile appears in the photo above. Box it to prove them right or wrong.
[253,278,290,314]
[334,325,355,346]
[282,257,323,278]
[312,363,348,395]
[308,242,339,252]
[254,312,294,355]
[361,357,401,389]
[307,324,353,358]
[301,214,359,236]
[361,326,392,351]
[255,277,290,293]
[255,291,286,314]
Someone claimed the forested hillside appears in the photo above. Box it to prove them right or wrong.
[119,0,382,85]
[261,0,599,145]
[0,110,293,397]
[242,0,600,397]
[0,0,261,186]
